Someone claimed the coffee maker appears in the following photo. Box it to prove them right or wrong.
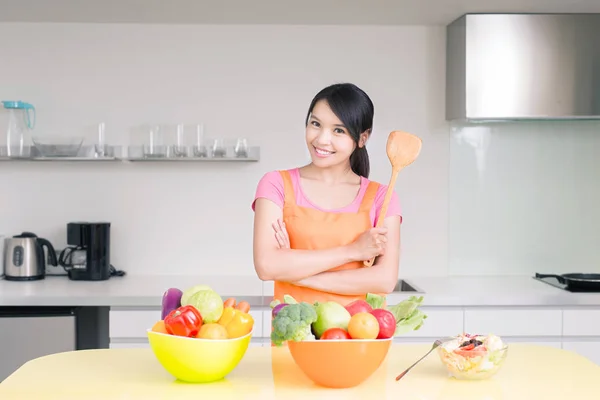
[59,222,113,281]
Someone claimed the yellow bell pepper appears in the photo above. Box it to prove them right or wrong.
[217,307,254,339]
[218,307,237,327]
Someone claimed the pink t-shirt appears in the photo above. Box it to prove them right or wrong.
[252,168,402,226]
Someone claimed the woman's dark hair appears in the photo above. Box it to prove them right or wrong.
[304,83,375,178]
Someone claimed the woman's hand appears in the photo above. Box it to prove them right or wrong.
[347,227,388,261]
[272,219,290,249]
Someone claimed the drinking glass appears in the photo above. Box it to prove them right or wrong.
[142,124,165,158]
[191,124,207,157]
[234,138,248,158]
[95,122,107,158]
[211,138,226,158]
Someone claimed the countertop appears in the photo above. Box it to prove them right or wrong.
[1,344,599,399]
[1,274,600,308]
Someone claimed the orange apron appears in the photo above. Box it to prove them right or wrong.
[273,169,381,306]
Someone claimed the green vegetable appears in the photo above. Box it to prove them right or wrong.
[388,296,427,336]
[181,284,214,306]
[283,294,298,304]
[270,302,318,346]
[184,289,224,323]
[365,293,428,337]
[312,301,351,339]
[269,299,281,309]
[269,295,298,310]
[365,293,385,309]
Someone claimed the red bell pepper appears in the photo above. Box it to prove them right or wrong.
[164,305,203,337]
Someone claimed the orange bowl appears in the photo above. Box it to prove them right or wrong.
[287,338,392,388]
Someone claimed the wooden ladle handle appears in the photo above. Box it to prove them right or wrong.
[363,169,399,267]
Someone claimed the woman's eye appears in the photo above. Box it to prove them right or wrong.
[334,128,346,134]
[311,121,320,127]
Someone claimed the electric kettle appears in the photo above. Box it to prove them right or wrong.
[3,232,58,281]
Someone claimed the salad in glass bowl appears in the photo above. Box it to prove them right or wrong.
[437,333,508,380]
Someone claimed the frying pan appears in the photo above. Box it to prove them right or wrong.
[535,273,600,291]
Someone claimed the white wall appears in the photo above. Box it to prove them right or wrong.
[0,23,449,277]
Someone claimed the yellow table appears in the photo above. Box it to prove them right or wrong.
[1,344,599,399]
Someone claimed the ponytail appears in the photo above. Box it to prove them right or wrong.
[350,146,370,178]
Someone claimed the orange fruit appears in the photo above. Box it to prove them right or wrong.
[196,323,228,339]
[151,320,169,334]
[348,312,380,339]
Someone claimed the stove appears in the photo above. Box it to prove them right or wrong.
[533,273,600,293]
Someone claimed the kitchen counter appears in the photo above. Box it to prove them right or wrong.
[394,275,600,306]
[1,344,599,399]
[0,275,265,307]
[1,274,600,308]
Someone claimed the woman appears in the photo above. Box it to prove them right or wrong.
[251,83,402,306]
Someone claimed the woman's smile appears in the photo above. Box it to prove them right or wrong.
[313,146,335,158]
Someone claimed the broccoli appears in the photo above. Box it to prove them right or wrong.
[271,302,318,346]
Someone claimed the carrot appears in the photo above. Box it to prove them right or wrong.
[235,301,250,313]
[223,298,236,308]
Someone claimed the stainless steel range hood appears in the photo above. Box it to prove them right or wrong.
[446,13,600,122]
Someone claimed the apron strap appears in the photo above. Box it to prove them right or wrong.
[358,181,380,213]
[278,170,297,207]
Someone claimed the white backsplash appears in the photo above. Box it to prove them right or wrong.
[449,120,600,276]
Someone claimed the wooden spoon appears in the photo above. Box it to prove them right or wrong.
[364,130,422,267]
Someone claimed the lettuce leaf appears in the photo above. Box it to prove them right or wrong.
[365,293,385,309]
[283,295,298,304]
[387,296,427,336]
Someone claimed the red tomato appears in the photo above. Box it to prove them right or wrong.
[454,344,487,358]
[320,328,351,340]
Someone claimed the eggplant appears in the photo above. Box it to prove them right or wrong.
[161,288,183,319]
[272,303,289,317]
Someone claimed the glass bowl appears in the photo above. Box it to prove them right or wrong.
[32,136,84,157]
[437,335,509,380]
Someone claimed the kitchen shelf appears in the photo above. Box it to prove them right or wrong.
[123,145,260,162]
[123,156,259,162]
[0,145,124,162]
[0,146,260,163]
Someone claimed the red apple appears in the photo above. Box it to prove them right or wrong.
[370,308,396,339]
[345,300,373,316]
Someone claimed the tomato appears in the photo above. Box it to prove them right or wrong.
[320,328,351,340]
[348,312,380,339]
[454,344,488,358]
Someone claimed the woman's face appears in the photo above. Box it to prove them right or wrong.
[305,100,365,170]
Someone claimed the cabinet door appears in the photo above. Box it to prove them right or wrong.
[0,315,76,382]
[248,310,264,338]
[249,338,266,347]
[401,308,464,338]
[562,309,600,336]
[464,308,562,337]
[109,309,160,338]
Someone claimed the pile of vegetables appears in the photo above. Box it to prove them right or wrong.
[151,284,254,340]
[269,293,427,346]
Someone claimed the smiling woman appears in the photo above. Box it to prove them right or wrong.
[251,83,402,307]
